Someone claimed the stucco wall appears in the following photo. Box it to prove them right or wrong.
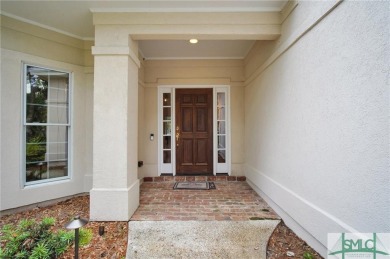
[137,62,146,180]
[244,1,389,256]
[1,16,93,67]
[139,59,245,177]
[0,16,94,211]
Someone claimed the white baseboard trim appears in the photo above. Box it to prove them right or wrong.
[245,164,358,257]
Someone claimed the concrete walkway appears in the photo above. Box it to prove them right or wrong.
[127,220,280,259]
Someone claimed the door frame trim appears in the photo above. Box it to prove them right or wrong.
[158,85,231,176]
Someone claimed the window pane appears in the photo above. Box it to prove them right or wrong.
[26,125,68,182]
[163,121,171,135]
[218,135,226,149]
[217,93,225,106]
[163,93,171,106]
[163,107,171,120]
[163,136,171,149]
[218,150,226,163]
[26,66,69,124]
[217,121,226,134]
[217,107,225,120]
[163,151,171,163]
[26,126,46,163]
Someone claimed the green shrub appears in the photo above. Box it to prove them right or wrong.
[0,217,84,258]
[30,243,50,259]
[79,228,93,246]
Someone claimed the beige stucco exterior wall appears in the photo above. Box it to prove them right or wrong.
[0,15,94,211]
[137,61,146,180]
[243,1,389,256]
[139,59,245,177]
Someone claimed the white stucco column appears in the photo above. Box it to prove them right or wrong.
[90,35,140,221]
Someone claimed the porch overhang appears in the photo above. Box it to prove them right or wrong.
[92,11,282,42]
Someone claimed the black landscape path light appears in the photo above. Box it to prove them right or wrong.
[65,216,89,259]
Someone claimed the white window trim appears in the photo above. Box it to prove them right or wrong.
[157,85,231,176]
[157,87,175,175]
[21,63,73,187]
[214,87,231,174]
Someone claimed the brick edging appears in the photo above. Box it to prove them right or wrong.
[143,176,246,183]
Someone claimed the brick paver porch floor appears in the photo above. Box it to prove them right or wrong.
[131,180,280,221]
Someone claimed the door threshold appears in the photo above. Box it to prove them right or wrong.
[173,173,228,177]
[174,174,214,177]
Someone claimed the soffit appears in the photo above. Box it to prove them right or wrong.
[139,40,256,60]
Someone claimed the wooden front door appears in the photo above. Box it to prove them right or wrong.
[176,89,213,174]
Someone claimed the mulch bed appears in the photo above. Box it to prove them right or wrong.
[267,221,323,258]
[0,195,127,258]
[0,194,322,258]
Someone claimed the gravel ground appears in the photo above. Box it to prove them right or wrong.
[0,195,322,259]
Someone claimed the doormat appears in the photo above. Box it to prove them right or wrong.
[173,181,216,190]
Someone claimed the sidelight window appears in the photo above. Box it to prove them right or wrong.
[215,87,230,173]
[162,93,172,164]
[158,88,174,174]
[217,93,226,163]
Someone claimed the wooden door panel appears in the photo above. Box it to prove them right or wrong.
[176,88,213,174]
[195,139,207,164]
[181,107,193,132]
[182,95,192,103]
[196,107,208,132]
[182,139,193,164]
[196,94,207,103]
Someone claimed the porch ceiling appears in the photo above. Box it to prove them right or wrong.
[139,40,256,60]
[0,0,287,60]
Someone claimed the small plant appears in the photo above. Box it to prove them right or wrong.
[303,251,315,259]
[30,243,50,259]
[0,217,77,258]
[79,228,93,246]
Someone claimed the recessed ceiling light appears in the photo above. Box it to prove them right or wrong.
[189,39,198,44]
